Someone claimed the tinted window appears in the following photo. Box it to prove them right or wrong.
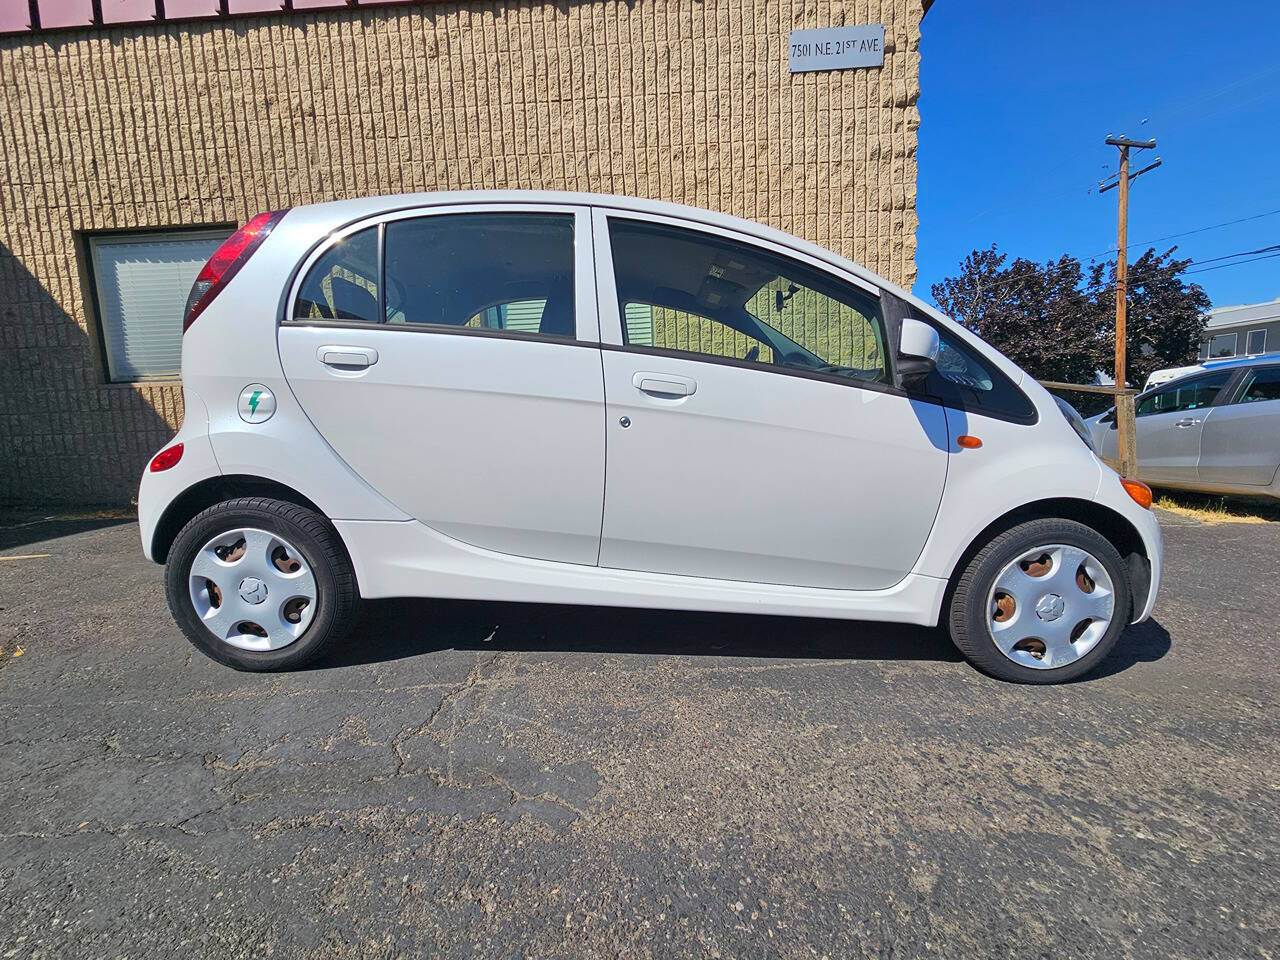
[1136,371,1232,417]
[384,213,576,338]
[1235,366,1280,404]
[917,326,1036,422]
[1246,329,1267,355]
[608,219,887,384]
[294,226,380,324]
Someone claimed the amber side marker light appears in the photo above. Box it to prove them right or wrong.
[1121,477,1153,510]
[149,443,184,473]
[956,435,983,449]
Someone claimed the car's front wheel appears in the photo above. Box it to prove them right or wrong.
[165,497,358,671]
[948,518,1133,684]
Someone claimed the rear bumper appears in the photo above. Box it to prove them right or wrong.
[137,390,220,562]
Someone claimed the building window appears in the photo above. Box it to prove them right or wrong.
[88,229,231,382]
[1206,332,1237,360]
[1246,329,1267,355]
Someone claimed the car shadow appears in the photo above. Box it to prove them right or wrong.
[0,511,136,552]
[309,597,966,670]
[312,599,1173,680]
[1074,617,1172,682]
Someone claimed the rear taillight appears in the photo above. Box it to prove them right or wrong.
[149,443,184,472]
[184,210,289,331]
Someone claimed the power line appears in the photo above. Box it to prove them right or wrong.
[1185,250,1280,276]
[1187,243,1280,268]
[1084,207,1280,259]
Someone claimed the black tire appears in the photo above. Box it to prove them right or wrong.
[947,518,1132,684]
[165,497,359,671]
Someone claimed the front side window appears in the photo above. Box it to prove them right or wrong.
[1246,329,1267,355]
[294,226,380,324]
[1207,333,1237,359]
[384,213,576,339]
[1136,371,1232,417]
[918,325,1036,422]
[608,218,887,384]
[88,228,232,381]
[1234,366,1280,404]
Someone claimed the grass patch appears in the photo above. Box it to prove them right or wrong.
[1153,490,1280,524]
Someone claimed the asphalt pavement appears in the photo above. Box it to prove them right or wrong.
[0,509,1276,959]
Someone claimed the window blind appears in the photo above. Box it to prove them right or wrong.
[90,230,231,381]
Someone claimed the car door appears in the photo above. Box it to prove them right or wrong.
[1198,364,1280,486]
[591,210,949,591]
[1093,372,1233,483]
[1132,371,1233,483]
[278,205,606,566]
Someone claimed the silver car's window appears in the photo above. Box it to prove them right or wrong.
[383,213,576,339]
[608,218,888,384]
[1234,367,1280,404]
[1136,371,1232,417]
[294,226,380,324]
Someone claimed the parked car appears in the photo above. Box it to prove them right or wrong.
[138,192,1161,684]
[1086,353,1280,499]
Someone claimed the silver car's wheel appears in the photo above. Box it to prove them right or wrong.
[986,543,1116,670]
[188,527,318,651]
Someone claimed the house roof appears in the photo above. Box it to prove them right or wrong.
[1204,296,1280,331]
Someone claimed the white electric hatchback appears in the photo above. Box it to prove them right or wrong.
[138,192,1162,683]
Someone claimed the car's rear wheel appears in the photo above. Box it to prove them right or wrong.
[948,518,1132,684]
[165,497,358,671]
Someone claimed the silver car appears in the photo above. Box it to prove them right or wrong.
[1086,354,1280,498]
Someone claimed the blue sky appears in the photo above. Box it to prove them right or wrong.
[915,0,1280,310]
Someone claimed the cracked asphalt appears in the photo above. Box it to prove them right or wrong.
[0,510,1276,959]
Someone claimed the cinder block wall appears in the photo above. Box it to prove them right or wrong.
[0,0,922,507]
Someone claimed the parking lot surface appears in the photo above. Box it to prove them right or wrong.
[1,510,1276,959]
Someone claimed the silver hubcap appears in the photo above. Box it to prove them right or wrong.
[188,528,317,652]
[986,543,1115,670]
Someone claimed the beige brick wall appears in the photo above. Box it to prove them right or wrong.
[0,0,922,507]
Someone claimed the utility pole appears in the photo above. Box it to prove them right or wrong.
[1100,135,1160,478]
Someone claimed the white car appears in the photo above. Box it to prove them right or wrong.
[139,192,1162,683]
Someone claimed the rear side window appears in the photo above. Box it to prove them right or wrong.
[294,226,380,324]
[1234,366,1280,404]
[1136,371,1232,417]
[384,213,576,339]
[917,326,1037,423]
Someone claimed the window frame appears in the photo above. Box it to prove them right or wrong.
[84,224,235,383]
[281,203,598,344]
[590,208,902,396]
[1135,369,1235,419]
[1227,364,1280,405]
[1206,332,1238,359]
[1246,328,1267,356]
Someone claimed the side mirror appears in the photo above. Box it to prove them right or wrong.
[897,317,939,385]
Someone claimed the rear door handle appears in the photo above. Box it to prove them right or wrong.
[1175,417,1201,427]
[632,371,697,398]
[318,345,379,369]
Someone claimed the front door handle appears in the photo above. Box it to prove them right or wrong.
[632,371,697,398]
[318,345,379,369]
[1174,417,1201,428]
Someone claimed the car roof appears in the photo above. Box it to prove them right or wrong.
[1201,351,1280,371]
[281,189,941,327]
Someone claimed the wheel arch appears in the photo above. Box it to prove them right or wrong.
[151,475,327,565]
[941,497,1152,623]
